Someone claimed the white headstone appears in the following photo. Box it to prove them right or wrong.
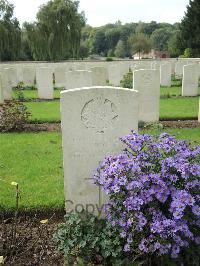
[160,63,171,87]
[108,65,122,86]
[36,67,54,99]
[65,70,92,90]
[16,65,23,83]
[119,62,130,76]
[90,67,108,86]
[170,61,176,75]
[54,66,66,87]
[109,63,130,86]
[131,63,140,71]
[75,63,86,70]
[61,86,138,214]
[2,68,13,100]
[23,66,35,87]
[6,66,18,87]
[182,64,199,97]
[133,69,160,122]
[175,61,188,77]
[151,61,160,70]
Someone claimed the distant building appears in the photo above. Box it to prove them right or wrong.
[133,49,170,60]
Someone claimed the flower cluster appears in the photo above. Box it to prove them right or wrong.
[93,132,200,258]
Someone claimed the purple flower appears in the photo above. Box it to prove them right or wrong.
[192,205,200,217]
[124,243,130,252]
[93,132,200,259]
[171,245,180,258]
[139,239,149,252]
[120,231,126,238]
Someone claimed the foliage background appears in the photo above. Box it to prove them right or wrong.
[0,0,199,60]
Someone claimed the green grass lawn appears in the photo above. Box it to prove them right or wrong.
[12,88,62,99]
[160,97,199,120]
[13,86,186,99]
[160,86,200,97]
[160,86,182,97]
[0,128,200,210]
[25,96,199,123]
[171,78,182,87]
[14,87,183,98]
[25,101,60,123]
[0,132,63,210]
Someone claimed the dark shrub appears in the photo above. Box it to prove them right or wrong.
[0,100,31,132]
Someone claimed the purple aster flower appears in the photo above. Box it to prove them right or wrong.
[92,132,200,259]
[124,243,130,252]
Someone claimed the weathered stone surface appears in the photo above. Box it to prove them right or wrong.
[108,65,122,86]
[22,66,35,87]
[54,66,66,87]
[6,66,18,87]
[108,63,130,86]
[2,68,13,100]
[60,86,138,215]
[175,61,188,77]
[16,64,23,83]
[182,64,199,96]
[160,63,171,87]
[65,70,92,90]
[36,67,54,99]
[90,67,108,86]
[151,62,161,70]
[133,69,160,122]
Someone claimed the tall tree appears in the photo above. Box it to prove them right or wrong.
[180,0,200,57]
[24,0,85,60]
[91,29,106,55]
[79,41,89,60]
[105,28,121,52]
[167,30,181,57]
[151,28,172,51]
[128,33,152,59]
[0,0,21,61]
[114,40,126,58]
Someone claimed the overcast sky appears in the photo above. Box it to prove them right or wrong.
[11,0,189,26]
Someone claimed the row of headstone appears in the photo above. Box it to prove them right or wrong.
[0,65,161,124]
[175,60,200,78]
[155,61,199,95]
[0,59,177,87]
[0,65,109,100]
[0,59,199,101]
[0,62,129,100]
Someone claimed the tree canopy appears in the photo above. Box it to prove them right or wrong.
[128,33,152,59]
[179,0,200,57]
[0,0,198,61]
[114,40,126,58]
[24,0,85,61]
[0,0,21,60]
